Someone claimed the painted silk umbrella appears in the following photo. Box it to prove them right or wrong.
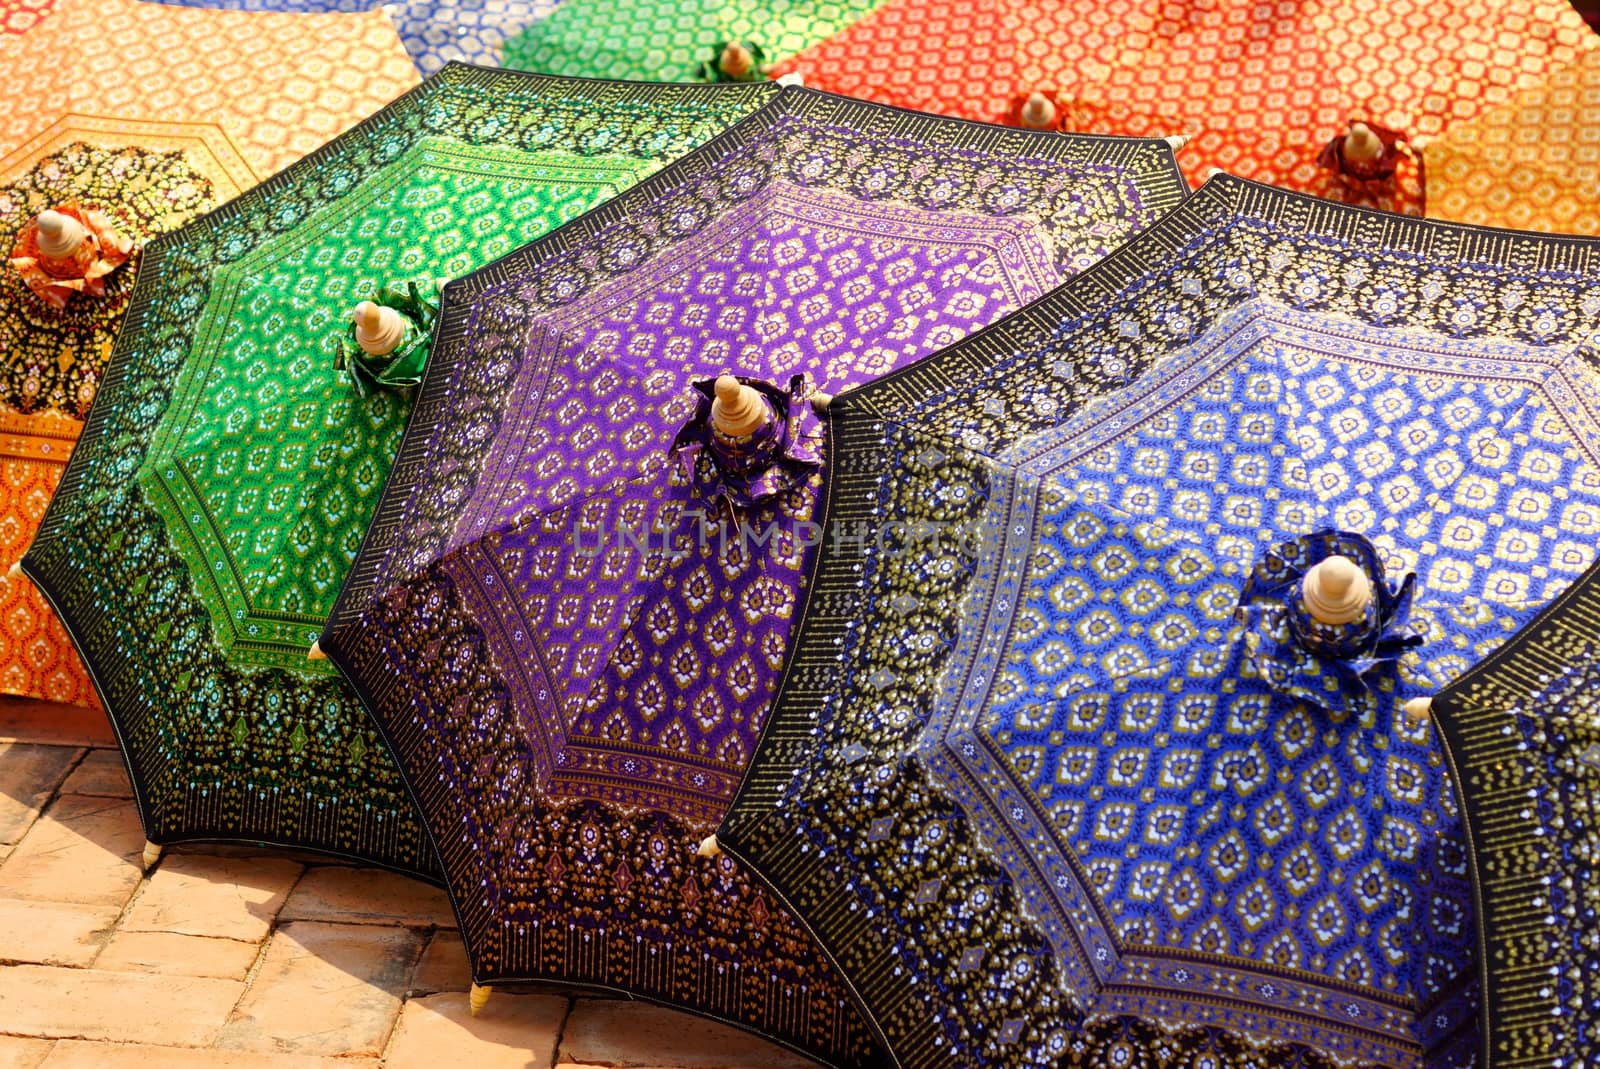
[317,83,1187,1036]
[1425,47,1600,236]
[722,175,1600,1068]
[1427,559,1600,1069]
[499,0,889,82]
[154,0,566,73]
[0,0,415,707]
[774,0,1598,216]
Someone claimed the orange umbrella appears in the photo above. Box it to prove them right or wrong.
[776,0,1597,215]
[1424,46,1600,234]
[0,0,416,706]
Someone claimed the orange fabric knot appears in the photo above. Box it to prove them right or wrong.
[9,204,134,310]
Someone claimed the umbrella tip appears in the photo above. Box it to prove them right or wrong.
[711,376,768,437]
[720,42,753,79]
[775,71,804,87]
[695,833,722,858]
[468,984,492,1016]
[352,301,404,357]
[141,840,163,871]
[1343,122,1383,164]
[1401,696,1433,720]
[5,560,20,581]
[1301,555,1370,625]
[1163,133,1191,152]
[34,209,86,259]
[308,640,326,661]
[1019,91,1057,131]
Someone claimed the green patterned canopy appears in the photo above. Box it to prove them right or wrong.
[502,0,888,81]
[25,67,778,872]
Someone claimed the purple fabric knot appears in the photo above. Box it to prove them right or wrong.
[671,373,822,514]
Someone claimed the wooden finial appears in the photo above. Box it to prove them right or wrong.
[1019,91,1057,130]
[352,300,405,357]
[141,840,163,871]
[1301,556,1372,625]
[1401,696,1433,720]
[1343,122,1383,164]
[35,210,86,259]
[307,640,326,661]
[6,561,21,580]
[710,376,768,437]
[1163,134,1191,152]
[720,42,753,79]
[695,833,722,858]
[468,983,492,1016]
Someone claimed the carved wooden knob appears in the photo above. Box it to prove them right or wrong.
[35,210,86,259]
[353,300,405,357]
[1301,555,1372,625]
[720,42,753,79]
[1020,91,1057,130]
[711,375,768,436]
[1343,122,1384,164]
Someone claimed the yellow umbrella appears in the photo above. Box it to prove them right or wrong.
[0,0,416,706]
[1425,47,1600,235]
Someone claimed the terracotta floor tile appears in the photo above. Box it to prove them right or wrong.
[408,929,472,996]
[277,866,453,928]
[384,991,567,1069]
[38,1040,379,1068]
[95,930,261,981]
[560,999,819,1069]
[55,750,132,799]
[0,1036,53,1069]
[216,921,422,1058]
[0,795,144,906]
[118,854,302,944]
[0,965,244,1045]
[0,744,81,845]
[0,897,120,967]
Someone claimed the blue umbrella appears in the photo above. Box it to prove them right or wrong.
[723,175,1600,1067]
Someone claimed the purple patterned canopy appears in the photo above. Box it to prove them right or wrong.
[320,85,1187,1052]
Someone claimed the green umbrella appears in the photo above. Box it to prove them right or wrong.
[25,67,778,877]
[502,0,888,82]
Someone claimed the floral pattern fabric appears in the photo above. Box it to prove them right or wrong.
[724,176,1600,1068]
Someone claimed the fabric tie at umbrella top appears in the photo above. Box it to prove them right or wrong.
[315,82,1186,1057]
[20,67,910,1065]
[1431,558,1600,1069]
[723,176,1600,1067]
[0,0,417,707]
[773,0,1598,218]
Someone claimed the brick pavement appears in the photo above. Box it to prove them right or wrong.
[0,709,819,1069]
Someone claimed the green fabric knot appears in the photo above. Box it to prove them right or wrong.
[334,277,441,397]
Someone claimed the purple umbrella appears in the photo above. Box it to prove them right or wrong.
[319,85,1188,1036]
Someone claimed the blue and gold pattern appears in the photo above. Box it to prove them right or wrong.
[1432,558,1600,1069]
[725,176,1600,1068]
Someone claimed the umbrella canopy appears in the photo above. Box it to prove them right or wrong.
[722,175,1600,1068]
[318,82,1187,1043]
[154,0,566,73]
[1,0,53,35]
[0,0,416,706]
[1430,559,1600,1069]
[775,0,1598,216]
[499,0,889,82]
[1425,47,1600,236]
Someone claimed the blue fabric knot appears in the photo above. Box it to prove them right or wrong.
[1236,530,1423,716]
